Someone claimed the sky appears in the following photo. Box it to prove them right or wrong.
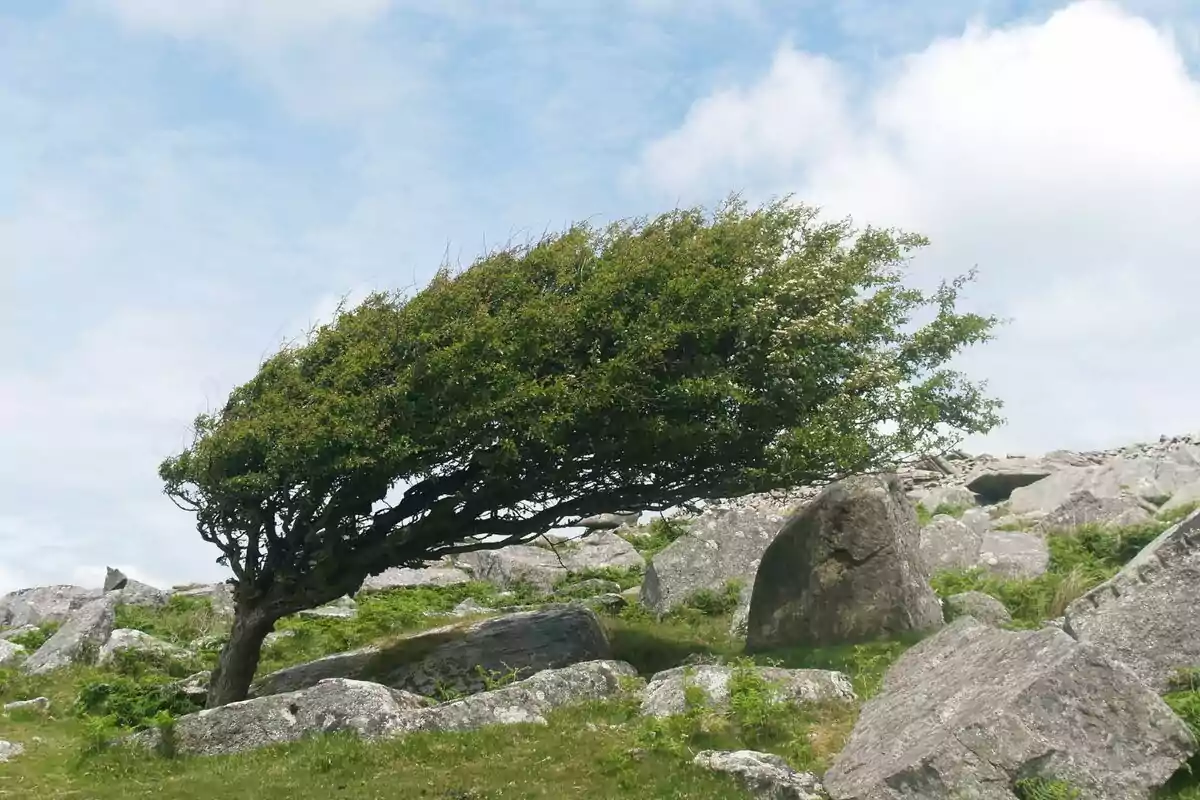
[2,0,1199,593]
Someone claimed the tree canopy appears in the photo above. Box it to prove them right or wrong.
[160,196,1002,704]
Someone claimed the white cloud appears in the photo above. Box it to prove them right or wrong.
[634,0,1200,454]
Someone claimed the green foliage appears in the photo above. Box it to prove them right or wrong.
[72,675,203,731]
[1158,501,1200,525]
[931,519,1173,627]
[555,566,644,595]
[108,647,199,680]
[629,517,692,559]
[1013,777,1083,800]
[679,581,744,618]
[114,595,227,651]
[5,622,60,651]
[916,501,973,526]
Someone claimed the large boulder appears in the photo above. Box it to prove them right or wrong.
[1036,490,1153,532]
[964,459,1053,502]
[0,585,102,629]
[823,617,1195,800]
[917,484,980,512]
[22,595,117,675]
[134,678,433,756]
[918,515,982,573]
[640,665,854,718]
[1064,507,1200,692]
[693,750,826,800]
[943,591,1011,627]
[97,629,194,667]
[0,639,25,668]
[746,475,943,651]
[358,565,471,592]
[640,506,788,617]
[251,605,610,698]
[135,661,636,757]
[456,532,643,592]
[977,530,1049,578]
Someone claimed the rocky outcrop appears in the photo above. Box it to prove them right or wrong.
[746,475,943,651]
[693,750,826,800]
[1063,507,1200,692]
[22,595,116,675]
[823,617,1195,800]
[97,629,193,667]
[640,665,854,718]
[172,583,235,617]
[1036,490,1153,532]
[455,531,643,592]
[977,530,1049,578]
[0,639,25,668]
[964,458,1053,502]
[359,565,471,592]
[136,661,636,757]
[251,605,611,699]
[918,515,982,572]
[0,585,102,629]
[641,506,788,617]
[943,591,1012,626]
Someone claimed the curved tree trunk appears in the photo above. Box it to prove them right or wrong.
[206,605,278,707]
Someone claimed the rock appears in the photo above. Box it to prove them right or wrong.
[136,661,636,757]
[559,578,622,597]
[0,585,103,628]
[3,697,49,714]
[577,512,640,529]
[384,660,637,735]
[641,506,787,616]
[457,531,643,593]
[174,671,211,704]
[964,459,1053,502]
[0,624,39,642]
[943,591,1012,626]
[103,567,128,591]
[22,595,116,675]
[251,605,611,699]
[1008,466,1094,515]
[97,629,194,667]
[0,740,23,763]
[577,593,627,615]
[108,578,171,609]
[1064,507,1200,692]
[0,639,25,668]
[263,630,297,647]
[447,598,493,617]
[822,617,1195,800]
[729,582,754,639]
[133,678,433,756]
[977,530,1049,578]
[918,484,980,512]
[1036,490,1153,532]
[693,750,826,800]
[746,474,943,651]
[919,515,982,572]
[640,664,854,718]
[1160,479,1200,514]
[358,565,471,592]
[298,595,357,619]
[173,583,235,617]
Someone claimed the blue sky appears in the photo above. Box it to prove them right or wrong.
[3,0,1200,592]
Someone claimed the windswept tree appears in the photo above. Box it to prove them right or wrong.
[161,197,1002,706]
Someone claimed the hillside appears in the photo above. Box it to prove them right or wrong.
[2,437,1200,799]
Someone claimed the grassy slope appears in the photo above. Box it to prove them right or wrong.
[2,509,1199,799]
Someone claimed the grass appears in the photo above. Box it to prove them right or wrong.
[916,501,975,527]
[624,516,692,559]
[3,508,1199,799]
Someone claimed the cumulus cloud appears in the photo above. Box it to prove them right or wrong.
[633,0,1200,454]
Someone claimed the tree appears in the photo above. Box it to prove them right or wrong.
[160,196,1003,706]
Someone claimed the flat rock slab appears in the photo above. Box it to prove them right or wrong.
[137,661,636,757]
[919,515,982,573]
[978,530,1049,578]
[251,605,611,699]
[1064,508,1200,692]
[824,617,1195,800]
[22,595,116,675]
[1036,490,1152,532]
[964,459,1053,502]
[641,664,854,718]
[0,585,102,628]
[359,566,471,592]
[641,506,788,617]
[694,750,826,800]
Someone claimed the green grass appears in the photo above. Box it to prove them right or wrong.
[916,501,974,527]
[624,517,691,559]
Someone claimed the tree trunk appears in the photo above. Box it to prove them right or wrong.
[206,605,278,707]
